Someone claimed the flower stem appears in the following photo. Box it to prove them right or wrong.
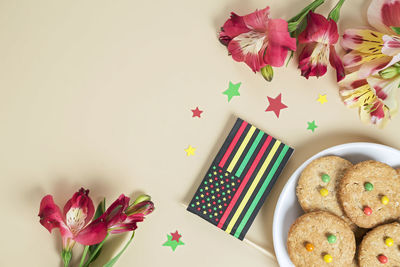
[61,249,72,267]
[287,0,325,32]
[83,234,109,267]
[328,0,346,22]
[79,246,89,267]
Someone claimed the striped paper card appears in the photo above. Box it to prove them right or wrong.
[187,118,294,240]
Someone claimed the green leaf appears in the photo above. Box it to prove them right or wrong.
[94,198,106,220]
[104,232,135,267]
[260,65,274,82]
[328,0,345,22]
[391,26,400,35]
[86,199,106,264]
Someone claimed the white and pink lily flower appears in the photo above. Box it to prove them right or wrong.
[340,0,400,127]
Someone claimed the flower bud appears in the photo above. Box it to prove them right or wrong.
[261,65,274,82]
[132,194,151,206]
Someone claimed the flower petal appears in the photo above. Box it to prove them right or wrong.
[360,100,390,128]
[267,19,297,51]
[341,29,384,53]
[74,219,108,245]
[228,32,266,72]
[367,75,400,112]
[126,201,155,216]
[109,223,138,234]
[263,19,296,67]
[382,35,400,56]
[368,0,400,35]
[329,45,345,81]
[358,56,392,78]
[109,214,144,234]
[242,7,270,32]
[101,194,130,227]
[342,51,386,68]
[63,188,95,229]
[39,195,68,233]
[298,12,338,45]
[220,12,249,40]
[298,43,328,79]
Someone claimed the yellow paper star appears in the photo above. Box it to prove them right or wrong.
[184,145,196,156]
[317,94,328,104]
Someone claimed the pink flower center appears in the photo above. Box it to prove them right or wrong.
[66,207,87,235]
[234,31,267,56]
[310,43,329,65]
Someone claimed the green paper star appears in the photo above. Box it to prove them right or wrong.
[223,82,241,102]
[307,120,318,132]
[162,234,184,251]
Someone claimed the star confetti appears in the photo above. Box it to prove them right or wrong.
[191,107,203,118]
[184,145,196,156]
[317,94,327,104]
[265,93,288,118]
[162,231,184,251]
[171,230,182,242]
[307,120,318,132]
[223,81,241,102]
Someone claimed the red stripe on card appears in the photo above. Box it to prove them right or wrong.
[217,135,272,228]
[218,121,248,168]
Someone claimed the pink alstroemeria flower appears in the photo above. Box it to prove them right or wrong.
[38,188,107,250]
[89,194,154,234]
[219,7,296,72]
[339,0,400,127]
[298,11,345,81]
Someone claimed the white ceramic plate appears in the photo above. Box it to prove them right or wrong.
[272,142,400,267]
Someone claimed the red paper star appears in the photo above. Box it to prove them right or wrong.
[265,93,287,118]
[191,107,203,118]
[171,231,182,242]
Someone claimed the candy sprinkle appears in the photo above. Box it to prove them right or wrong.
[327,234,337,244]
[364,182,374,191]
[323,254,333,263]
[381,195,389,205]
[385,237,394,247]
[378,254,388,264]
[363,206,372,216]
[320,188,329,197]
[305,243,314,252]
[321,174,331,183]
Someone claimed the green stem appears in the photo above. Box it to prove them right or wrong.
[288,0,325,24]
[328,0,346,22]
[83,234,109,267]
[79,246,90,267]
[61,249,72,267]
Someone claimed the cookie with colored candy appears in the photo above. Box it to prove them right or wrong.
[287,211,356,267]
[359,222,400,266]
[296,156,354,226]
[339,161,400,229]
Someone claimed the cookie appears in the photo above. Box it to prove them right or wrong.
[297,156,353,225]
[359,222,400,266]
[339,160,400,228]
[287,211,356,267]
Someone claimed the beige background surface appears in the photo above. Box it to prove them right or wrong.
[1,0,399,266]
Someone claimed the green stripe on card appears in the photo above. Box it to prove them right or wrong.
[235,131,264,177]
[234,145,289,238]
